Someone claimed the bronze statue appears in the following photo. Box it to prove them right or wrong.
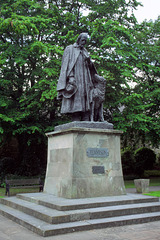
[90,74,106,122]
[57,33,106,122]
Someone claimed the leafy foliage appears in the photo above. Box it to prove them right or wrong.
[0,0,159,176]
[113,18,160,148]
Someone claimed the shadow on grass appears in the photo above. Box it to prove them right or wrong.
[0,187,40,197]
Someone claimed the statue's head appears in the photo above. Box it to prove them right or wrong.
[76,33,88,48]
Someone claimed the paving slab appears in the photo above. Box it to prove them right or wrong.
[0,214,160,240]
[17,192,159,210]
[0,187,159,238]
[1,199,160,237]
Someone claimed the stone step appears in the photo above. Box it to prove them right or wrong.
[1,196,160,224]
[0,197,68,224]
[0,203,160,237]
[17,192,159,211]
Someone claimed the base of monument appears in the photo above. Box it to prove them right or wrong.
[54,121,113,132]
[44,123,126,199]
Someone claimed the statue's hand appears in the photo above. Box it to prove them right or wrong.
[85,56,93,67]
[65,77,77,94]
[63,77,77,98]
[57,90,64,100]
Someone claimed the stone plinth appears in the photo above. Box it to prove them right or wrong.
[54,121,113,131]
[44,125,126,199]
[134,179,150,193]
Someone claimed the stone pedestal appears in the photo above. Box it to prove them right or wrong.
[44,123,126,199]
[134,179,150,193]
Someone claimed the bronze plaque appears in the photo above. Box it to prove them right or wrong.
[92,166,105,174]
[87,148,109,158]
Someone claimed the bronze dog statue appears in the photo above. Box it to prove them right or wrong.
[90,74,106,122]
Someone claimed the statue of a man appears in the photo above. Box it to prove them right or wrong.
[57,33,101,121]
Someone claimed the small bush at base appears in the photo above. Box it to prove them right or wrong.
[144,170,160,178]
[134,147,156,177]
[121,149,135,176]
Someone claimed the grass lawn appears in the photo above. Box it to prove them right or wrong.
[125,177,160,188]
[0,177,159,198]
[144,191,160,197]
[0,187,40,198]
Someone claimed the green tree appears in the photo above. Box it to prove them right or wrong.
[113,18,160,148]
[1,0,159,175]
[0,0,68,175]
[81,1,159,148]
[0,0,95,175]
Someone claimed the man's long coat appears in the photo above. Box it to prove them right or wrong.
[57,43,97,114]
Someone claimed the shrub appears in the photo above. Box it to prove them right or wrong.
[157,153,160,167]
[0,157,18,181]
[144,170,160,178]
[123,174,138,180]
[18,149,41,176]
[134,147,156,177]
[121,149,135,175]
